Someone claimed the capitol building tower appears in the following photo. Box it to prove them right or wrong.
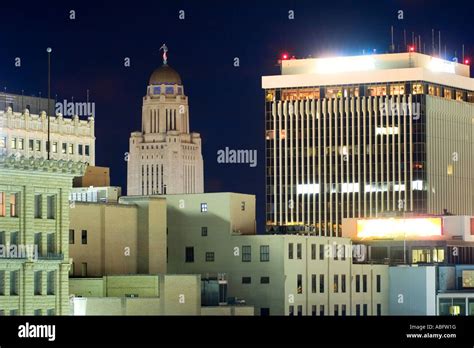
[127,45,204,195]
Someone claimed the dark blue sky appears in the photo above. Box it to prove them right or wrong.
[1,0,473,231]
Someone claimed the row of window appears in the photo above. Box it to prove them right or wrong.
[184,245,271,263]
[0,270,19,295]
[33,271,56,295]
[0,192,19,217]
[199,202,246,213]
[0,137,90,156]
[0,231,57,256]
[290,303,382,316]
[289,243,348,261]
[242,276,270,284]
[0,309,56,316]
[69,229,88,245]
[34,194,56,219]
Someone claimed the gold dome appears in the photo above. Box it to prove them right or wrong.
[149,64,182,85]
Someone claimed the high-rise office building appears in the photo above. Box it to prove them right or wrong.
[262,52,474,236]
[127,55,204,196]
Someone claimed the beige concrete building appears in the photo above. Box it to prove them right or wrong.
[69,274,254,316]
[69,196,167,277]
[0,107,95,165]
[73,166,110,187]
[0,154,85,315]
[166,193,388,316]
[127,55,204,195]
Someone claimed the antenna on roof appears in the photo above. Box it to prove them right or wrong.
[462,44,465,62]
[432,29,435,56]
[418,35,421,54]
[403,29,407,51]
[439,31,441,57]
[412,32,415,49]
[390,26,395,53]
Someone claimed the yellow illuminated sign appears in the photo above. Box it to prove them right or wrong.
[356,218,442,239]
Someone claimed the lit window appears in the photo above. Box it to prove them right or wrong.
[68,144,74,155]
[456,90,464,101]
[0,192,5,216]
[447,164,454,176]
[200,203,208,212]
[412,83,424,94]
[444,88,453,99]
[52,142,58,153]
[10,193,18,217]
[11,138,17,149]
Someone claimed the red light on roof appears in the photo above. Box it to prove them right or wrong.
[409,46,415,52]
[465,59,470,65]
[282,53,289,60]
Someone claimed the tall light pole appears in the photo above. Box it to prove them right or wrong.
[46,47,52,160]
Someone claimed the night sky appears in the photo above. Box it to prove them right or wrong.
[2,0,473,231]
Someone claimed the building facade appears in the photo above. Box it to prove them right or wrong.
[165,193,389,316]
[262,52,474,236]
[127,60,204,195]
[69,196,167,277]
[0,154,85,315]
[0,107,95,165]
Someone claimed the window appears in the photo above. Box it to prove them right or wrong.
[0,271,5,295]
[0,137,5,148]
[260,245,270,262]
[47,196,55,219]
[69,229,74,244]
[312,305,317,316]
[81,263,87,277]
[200,203,208,212]
[297,305,302,316]
[34,233,42,256]
[356,275,361,292]
[242,277,251,284]
[47,233,55,255]
[70,262,75,276]
[342,304,347,316]
[342,274,346,293]
[18,138,24,150]
[29,139,34,151]
[242,245,251,262]
[311,244,316,260]
[297,274,303,294]
[356,304,361,316]
[0,231,4,245]
[52,142,58,153]
[334,244,339,260]
[35,140,41,152]
[297,243,302,259]
[81,230,87,244]
[444,88,453,99]
[10,231,19,246]
[363,304,368,316]
[68,143,74,154]
[0,192,4,216]
[85,145,90,156]
[260,276,270,284]
[185,247,194,262]
[47,309,55,316]
[376,275,381,293]
[334,275,339,293]
[363,275,367,293]
[311,274,317,293]
[10,309,18,316]
[319,244,325,260]
[62,143,67,154]
[288,305,294,316]
[201,226,208,236]
[34,194,42,218]
[10,270,19,295]
[78,144,83,155]
[260,308,270,316]
[34,309,42,316]
[165,86,174,94]
[241,201,245,211]
[377,304,382,316]
[10,193,19,217]
[205,252,215,262]
[319,274,324,293]
[34,271,42,295]
[412,83,424,94]
[11,138,17,149]
[334,304,339,316]
[288,243,294,259]
[319,305,325,316]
